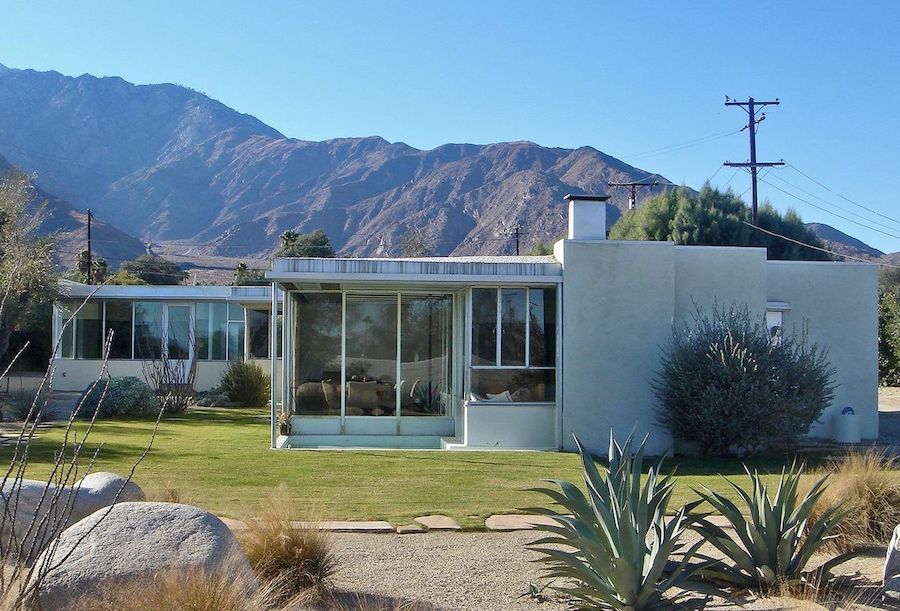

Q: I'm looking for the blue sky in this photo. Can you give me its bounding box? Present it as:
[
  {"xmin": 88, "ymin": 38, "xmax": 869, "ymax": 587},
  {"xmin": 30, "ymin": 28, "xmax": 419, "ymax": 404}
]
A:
[{"xmin": 2, "ymin": 1, "xmax": 899, "ymax": 252}]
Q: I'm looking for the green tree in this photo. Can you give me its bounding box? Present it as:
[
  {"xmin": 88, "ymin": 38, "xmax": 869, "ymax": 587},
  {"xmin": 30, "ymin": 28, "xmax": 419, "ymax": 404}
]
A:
[
  {"xmin": 879, "ymin": 293, "xmax": 900, "ymax": 386},
  {"xmin": 527, "ymin": 239, "xmax": 554, "ymax": 255},
  {"xmin": 274, "ymin": 229, "xmax": 336, "ymax": 258},
  {"xmin": 233, "ymin": 261, "xmax": 268, "ymax": 286},
  {"xmin": 119, "ymin": 254, "xmax": 187, "ymax": 285},
  {"xmin": 400, "ymin": 226, "xmax": 433, "ymax": 257},
  {"xmin": 107, "ymin": 270, "xmax": 147, "ymax": 285},
  {"xmin": 0, "ymin": 169, "xmax": 58, "ymax": 363},
  {"xmin": 609, "ymin": 184, "xmax": 831, "ymax": 261},
  {"xmin": 67, "ymin": 249, "xmax": 109, "ymax": 284}
]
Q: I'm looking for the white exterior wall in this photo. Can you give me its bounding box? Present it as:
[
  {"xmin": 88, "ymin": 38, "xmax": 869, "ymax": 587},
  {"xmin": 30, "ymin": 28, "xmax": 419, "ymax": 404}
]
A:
[
  {"xmin": 52, "ymin": 359, "xmax": 232, "ymax": 392},
  {"xmin": 674, "ymin": 246, "xmax": 768, "ymax": 323},
  {"xmin": 766, "ymin": 261, "xmax": 879, "ymax": 440},
  {"xmin": 555, "ymin": 239, "xmax": 675, "ymax": 456},
  {"xmin": 464, "ymin": 404, "xmax": 556, "ymax": 449}
]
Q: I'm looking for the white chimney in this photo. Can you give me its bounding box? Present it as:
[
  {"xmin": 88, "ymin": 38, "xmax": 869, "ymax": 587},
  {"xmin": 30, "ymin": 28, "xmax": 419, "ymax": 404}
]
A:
[{"xmin": 565, "ymin": 194, "xmax": 611, "ymax": 240}]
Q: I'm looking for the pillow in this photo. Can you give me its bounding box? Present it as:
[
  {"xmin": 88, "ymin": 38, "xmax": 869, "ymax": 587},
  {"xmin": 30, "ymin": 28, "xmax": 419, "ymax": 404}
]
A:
[{"xmin": 486, "ymin": 390, "xmax": 513, "ymax": 402}]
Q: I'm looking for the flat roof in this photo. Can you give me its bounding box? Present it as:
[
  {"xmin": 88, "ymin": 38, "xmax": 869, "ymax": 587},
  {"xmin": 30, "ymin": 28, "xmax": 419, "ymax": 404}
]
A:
[
  {"xmin": 58, "ymin": 280, "xmax": 279, "ymax": 304},
  {"xmin": 267, "ymin": 256, "xmax": 563, "ymax": 289}
]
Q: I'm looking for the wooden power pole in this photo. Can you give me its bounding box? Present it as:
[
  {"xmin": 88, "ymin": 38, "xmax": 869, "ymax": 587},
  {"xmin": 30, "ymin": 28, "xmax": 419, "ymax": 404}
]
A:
[
  {"xmin": 724, "ymin": 96, "xmax": 784, "ymax": 224},
  {"xmin": 607, "ymin": 180, "xmax": 659, "ymax": 210}
]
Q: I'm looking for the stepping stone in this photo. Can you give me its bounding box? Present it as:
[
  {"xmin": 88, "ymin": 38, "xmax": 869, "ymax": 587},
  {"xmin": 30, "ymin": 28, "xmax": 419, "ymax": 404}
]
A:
[
  {"xmin": 289, "ymin": 520, "xmax": 394, "ymax": 533},
  {"xmin": 414, "ymin": 515, "xmax": 461, "ymax": 531},
  {"xmin": 396, "ymin": 523, "xmax": 426, "ymax": 534},
  {"xmin": 484, "ymin": 514, "xmax": 558, "ymax": 531}
]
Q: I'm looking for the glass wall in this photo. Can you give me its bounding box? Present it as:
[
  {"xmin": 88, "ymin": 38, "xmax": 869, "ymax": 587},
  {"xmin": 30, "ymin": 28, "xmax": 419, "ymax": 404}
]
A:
[
  {"xmin": 134, "ymin": 302, "xmax": 164, "ymax": 359},
  {"xmin": 294, "ymin": 293, "xmax": 343, "ymax": 416},
  {"xmin": 105, "ymin": 302, "xmax": 133, "ymax": 359},
  {"xmin": 55, "ymin": 299, "xmax": 252, "ymax": 361},
  {"xmin": 292, "ymin": 291, "xmax": 454, "ymax": 418},
  {"xmin": 345, "ymin": 295, "xmax": 397, "ymax": 416},
  {"xmin": 74, "ymin": 303, "xmax": 102, "ymax": 359},
  {"xmin": 400, "ymin": 295, "xmax": 452, "ymax": 416},
  {"xmin": 469, "ymin": 286, "xmax": 557, "ymax": 402},
  {"xmin": 247, "ymin": 309, "xmax": 282, "ymax": 359}
]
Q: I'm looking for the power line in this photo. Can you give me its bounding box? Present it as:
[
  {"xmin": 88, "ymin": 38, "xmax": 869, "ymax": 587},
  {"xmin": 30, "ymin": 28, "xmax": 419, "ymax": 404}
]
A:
[
  {"xmin": 786, "ymin": 162, "xmax": 900, "ymax": 228},
  {"xmin": 622, "ymin": 129, "xmax": 743, "ymax": 162},
  {"xmin": 724, "ymin": 96, "xmax": 784, "ymax": 223},
  {"xmin": 743, "ymin": 221, "xmax": 900, "ymax": 268},
  {"xmin": 767, "ymin": 170, "xmax": 900, "ymax": 230},
  {"xmin": 607, "ymin": 179, "xmax": 659, "ymax": 210},
  {"xmin": 759, "ymin": 178, "xmax": 900, "ymax": 241}
]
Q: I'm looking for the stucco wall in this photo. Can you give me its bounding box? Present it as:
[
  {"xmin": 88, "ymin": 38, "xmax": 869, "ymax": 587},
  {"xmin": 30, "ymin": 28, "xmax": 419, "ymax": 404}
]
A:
[
  {"xmin": 766, "ymin": 261, "xmax": 879, "ymax": 440},
  {"xmin": 556, "ymin": 240, "xmax": 675, "ymax": 456},
  {"xmin": 674, "ymin": 246, "xmax": 768, "ymax": 323},
  {"xmin": 53, "ymin": 359, "xmax": 234, "ymax": 393}
]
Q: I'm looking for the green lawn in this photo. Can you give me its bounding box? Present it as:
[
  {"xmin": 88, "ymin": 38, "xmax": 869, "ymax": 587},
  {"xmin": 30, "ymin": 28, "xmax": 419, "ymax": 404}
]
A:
[{"xmin": 5, "ymin": 408, "xmax": 823, "ymax": 529}]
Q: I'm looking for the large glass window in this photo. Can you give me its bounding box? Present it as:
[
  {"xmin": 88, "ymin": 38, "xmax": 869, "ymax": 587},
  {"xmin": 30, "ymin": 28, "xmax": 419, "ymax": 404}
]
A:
[
  {"xmin": 470, "ymin": 286, "xmax": 557, "ymax": 403},
  {"xmin": 56, "ymin": 303, "xmax": 75, "ymax": 359},
  {"xmin": 134, "ymin": 302, "xmax": 164, "ymax": 359},
  {"xmin": 105, "ymin": 301, "xmax": 133, "ymax": 359},
  {"xmin": 166, "ymin": 305, "xmax": 191, "ymax": 359},
  {"xmin": 294, "ymin": 293, "xmax": 343, "ymax": 416},
  {"xmin": 74, "ymin": 302, "xmax": 102, "ymax": 359},
  {"xmin": 346, "ymin": 295, "xmax": 397, "ymax": 416},
  {"xmin": 400, "ymin": 295, "xmax": 452, "ymax": 416},
  {"xmin": 195, "ymin": 302, "xmax": 244, "ymax": 360},
  {"xmin": 247, "ymin": 309, "xmax": 281, "ymax": 359},
  {"xmin": 471, "ymin": 288, "xmax": 497, "ymax": 366},
  {"xmin": 227, "ymin": 303, "xmax": 245, "ymax": 361}
]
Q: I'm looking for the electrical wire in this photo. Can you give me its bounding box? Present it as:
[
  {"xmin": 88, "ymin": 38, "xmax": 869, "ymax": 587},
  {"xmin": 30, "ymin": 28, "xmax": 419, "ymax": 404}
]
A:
[
  {"xmin": 743, "ymin": 221, "xmax": 900, "ymax": 268},
  {"xmin": 759, "ymin": 178, "xmax": 900, "ymax": 241},
  {"xmin": 622, "ymin": 129, "xmax": 743, "ymax": 162},
  {"xmin": 787, "ymin": 162, "xmax": 900, "ymax": 228}
]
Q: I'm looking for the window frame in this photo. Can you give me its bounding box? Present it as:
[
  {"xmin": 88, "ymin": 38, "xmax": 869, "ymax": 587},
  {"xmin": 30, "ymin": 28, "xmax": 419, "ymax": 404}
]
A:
[{"xmin": 468, "ymin": 286, "xmax": 556, "ymax": 371}]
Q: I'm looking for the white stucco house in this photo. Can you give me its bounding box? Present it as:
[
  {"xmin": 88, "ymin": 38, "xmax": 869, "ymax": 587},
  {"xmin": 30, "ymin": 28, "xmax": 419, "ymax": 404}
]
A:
[{"xmin": 53, "ymin": 195, "xmax": 878, "ymax": 454}]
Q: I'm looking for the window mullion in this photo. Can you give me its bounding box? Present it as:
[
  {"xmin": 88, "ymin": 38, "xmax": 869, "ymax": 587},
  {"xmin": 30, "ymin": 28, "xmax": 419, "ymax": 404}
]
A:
[
  {"xmin": 495, "ymin": 289, "xmax": 501, "ymax": 366},
  {"xmin": 525, "ymin": 288, "xmax": 530, "ymax": 368}
]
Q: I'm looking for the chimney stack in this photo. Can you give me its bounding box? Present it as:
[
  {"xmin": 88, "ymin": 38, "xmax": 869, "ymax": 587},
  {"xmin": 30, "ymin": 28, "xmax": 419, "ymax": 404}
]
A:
[{"xmin": 565, "ymin": 194, "xmax": 611, "ymax": 240}]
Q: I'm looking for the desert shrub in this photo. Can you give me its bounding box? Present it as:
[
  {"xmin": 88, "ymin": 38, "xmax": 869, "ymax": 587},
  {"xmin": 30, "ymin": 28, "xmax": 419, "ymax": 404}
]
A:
[
  {"xmin": 78, "ymin": 376, "xmax": 159, "ymax": 418},
  {"xmin": 655, "ymin": 304, "xmax": 835, "ymax": 457},
  {"xmin": 67, "ymin": 568, "xmax": 280, "ymax": 611},
  {"xmin": 219, "ymin": 362, "xmax": 270, "ymax": 407},
  {"xmin": 691, "ymin": 464, "xmax": 857, "ymax": 592},
  {"xmin": 0, "ymin": 391, "xmax": 43, "ymax": 421},
  {"xmin": 194, "ymin": 389, "xmax": 238, "ymax": 408},
  {"xmin": 529, "ymin": 433, "xmax": 707, "ymax": 610},
  {"xmin": 238, "ymin": 486, "xmax": 336, "ymax": 599},
  {"xmin": 810, "ymin": 448, "xmax": 900, "ymax": 552}
]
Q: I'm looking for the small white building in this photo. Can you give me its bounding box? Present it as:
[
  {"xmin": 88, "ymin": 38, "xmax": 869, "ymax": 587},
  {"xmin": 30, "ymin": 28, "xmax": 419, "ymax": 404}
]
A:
[{"xmin": 52, "ymin": 195, "xmax": 879, "ymax": 454}]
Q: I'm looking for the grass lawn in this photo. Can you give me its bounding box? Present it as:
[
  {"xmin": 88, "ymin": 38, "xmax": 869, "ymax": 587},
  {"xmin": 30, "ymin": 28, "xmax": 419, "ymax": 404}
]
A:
[{"xmin": 5, "ymin": 407, "xmax": 835, "ymax": 529}]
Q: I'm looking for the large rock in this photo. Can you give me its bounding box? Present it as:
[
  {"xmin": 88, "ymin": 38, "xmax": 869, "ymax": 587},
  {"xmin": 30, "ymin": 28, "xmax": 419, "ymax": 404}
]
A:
[
  {"xmin": 32, "ymin": 502, "xmax": 255, "ymax": 610},
  {"xmin": 885, "ymin": 524, "xmax": 900, "ymax": 599},
  {"xmin": 1, "ymin": 472, "xmax": 144, "ymax": 556}
]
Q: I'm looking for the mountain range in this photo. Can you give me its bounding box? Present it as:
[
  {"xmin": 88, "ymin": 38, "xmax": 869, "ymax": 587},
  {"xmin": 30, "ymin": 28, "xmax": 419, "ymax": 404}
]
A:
[{"xmin": 0, "ymin": 62, "xmax": 890, "ymax": 265}]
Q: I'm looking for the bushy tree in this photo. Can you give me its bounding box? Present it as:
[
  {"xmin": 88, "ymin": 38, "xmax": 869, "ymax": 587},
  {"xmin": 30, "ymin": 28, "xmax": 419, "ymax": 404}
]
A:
[
  {"xmin": 654, "ymin": 304, "xmax": 835, "ymax": 457},
  {"xmin": 609, "ymin": 184, "xmax": 831, "ymax": 261},
  {"xmin": 527, "ymin": 239, "xmax": 554, "ymax": 255},
  {"xmin": 274, "ymin": 229, "xmax": 336, "ymax": 258},
  {"xmin": 0, "ymin": 169, "xmax": 57, "ymax": 363},
  {"xmin": 66, "ymin": 249, "xmax": 108, "ymax": 284},
  {"xmin": 400, "ymin": 226, "xmax": 433, "ymax": 257},
  {"xmin": 233, "ymin": 261, "xmax": 268, "ymax": 286},
  {"xmin": 107, "ymin": 270, "xmax": 147, "ymax": 285},
  {"xmin": 879, "ymin": 293, "xmax": 900, "ymax": 386},
  {"xmin": 120, "ymin": 254, "xmax": 187, "ymax": 285}
]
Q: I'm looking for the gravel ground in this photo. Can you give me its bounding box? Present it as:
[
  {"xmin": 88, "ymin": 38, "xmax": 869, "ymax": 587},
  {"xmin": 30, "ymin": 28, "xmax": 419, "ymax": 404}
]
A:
[{"xmin": 328, "ymin": 531, "xmax": 889, "ymax": 611}]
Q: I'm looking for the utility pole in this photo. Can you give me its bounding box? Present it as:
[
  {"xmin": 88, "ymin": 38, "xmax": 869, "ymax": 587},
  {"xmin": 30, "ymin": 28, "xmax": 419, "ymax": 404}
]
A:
[
  {"xmin": 86, "ymin": 209, "xmax": 93, "ymax": 284},
  {"xmin": 513, "ymin": 227, "xmax": 520, "ymax": 256},
  {"xmin": 724, "ymin": 96, "xmax": 784, "ymax": 224},
  {"xmin": 607, "ymin": 180, "xmax": 660, "ymax": 210}
]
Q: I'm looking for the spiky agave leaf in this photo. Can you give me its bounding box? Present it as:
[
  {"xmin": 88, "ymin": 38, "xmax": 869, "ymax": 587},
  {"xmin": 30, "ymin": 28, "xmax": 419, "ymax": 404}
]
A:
[
  {"xmin": 529, "ymin": 432, "xmax": 709, "ymax": 610},
  {"xmin": 690, "ymin": 463, "xmax": 860, "ymax": 591}
]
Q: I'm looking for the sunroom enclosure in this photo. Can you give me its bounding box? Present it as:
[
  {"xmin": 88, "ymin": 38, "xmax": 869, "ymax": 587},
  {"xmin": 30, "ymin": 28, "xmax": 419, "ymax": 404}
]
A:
[{"xmin": 270, "ymin": 255, "xmax": 564, "ymax": 449}]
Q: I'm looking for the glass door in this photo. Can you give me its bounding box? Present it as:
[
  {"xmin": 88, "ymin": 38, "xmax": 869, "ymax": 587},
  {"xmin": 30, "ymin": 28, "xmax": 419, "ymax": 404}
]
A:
[{"xmin": 345, "ymin": 294, "xmax": 397, "ymax": 417}]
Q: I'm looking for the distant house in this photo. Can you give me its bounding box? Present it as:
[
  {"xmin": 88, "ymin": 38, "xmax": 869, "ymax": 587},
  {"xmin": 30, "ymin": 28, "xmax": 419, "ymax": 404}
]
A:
[{"xmin": 54, "ymin": 195, "xmax": 878, "ymax": 453}]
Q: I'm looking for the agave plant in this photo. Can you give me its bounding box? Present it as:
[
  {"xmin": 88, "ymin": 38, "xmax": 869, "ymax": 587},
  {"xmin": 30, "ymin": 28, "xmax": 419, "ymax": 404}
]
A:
[
  {"xmin": 690, "ymin": 464, "xmax": 858, "ymax": 591},
  {"xmin": 529, "ymin": 433, "xmax": 709, "ymax": 610}
]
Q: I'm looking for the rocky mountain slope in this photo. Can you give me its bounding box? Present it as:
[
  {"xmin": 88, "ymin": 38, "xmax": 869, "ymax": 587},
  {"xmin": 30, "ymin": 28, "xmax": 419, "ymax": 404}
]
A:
[
  {"xmin": 806, "ymin": 222, "xmax": 886, "ymax": 260},
  {"xmin": 0, "ymin": 63, "xmax": 672, "ymax": 257},
  {"xmin": 0, "ymin": 153, "xmax": 146, "ymax": 267}
]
